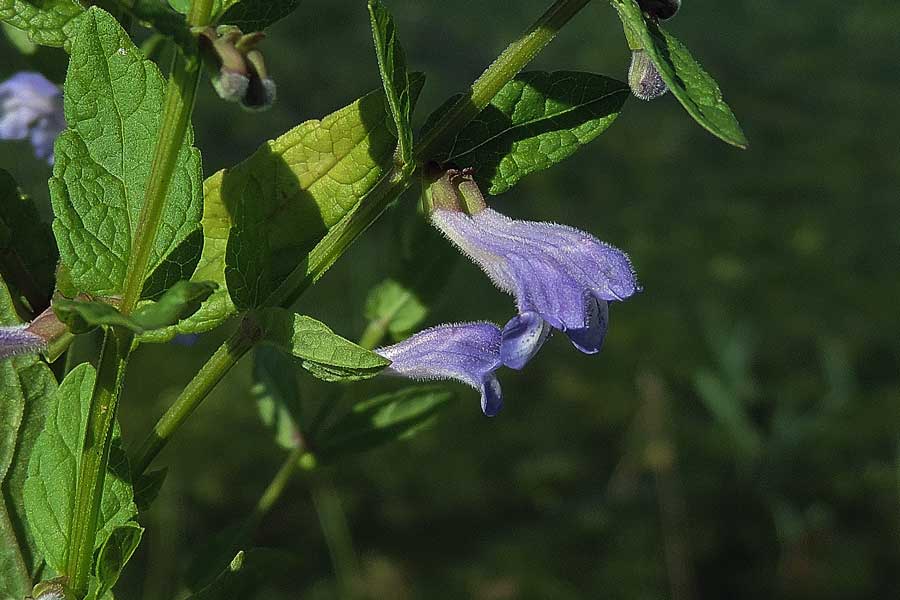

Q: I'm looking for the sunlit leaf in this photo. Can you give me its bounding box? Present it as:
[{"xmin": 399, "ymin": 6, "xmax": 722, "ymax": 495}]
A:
[
  {"xmin": 0, "ymin": 0, "xmax": 84, "ymax": 50},
  {"xmin": 368, "ymin": 0, "xmax": 413, "ymax": 163}
]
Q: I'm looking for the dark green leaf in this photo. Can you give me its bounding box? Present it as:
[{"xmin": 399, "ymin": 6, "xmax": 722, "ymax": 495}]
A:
[
  {"xmin": 133, "ymin": 468, "xmax": 167, "ymax": 512},
  {"xmin": 427, "ymin": 71, "xmax": 628, "ymax": 195},
  {"xmin": 368, "ymin": 0, "xmax": 412, "ymax": 164},
  {"xmin": 0, "ymin": 278, "xmax": 57, "ymax": 600},
  {"xmin": 223, "ymin": 74, "xmax": 424, "ymax": 309},
  {"xmin": 88, "ymin": 522, "xmax": 143, "ymax": 600},
  {"xmin": 218, "ymin": 0, "xmax": 302, "ymax": 31},
  {"xmin": 253, "ymin": 346, "xmax": 303, "ymax": 450},
  {"xmin": 258, "ymin": 308, "xmax": 390, "ymax": 382},
  {"xmin": 53, "ymin": 281, "xmax": 216, "ymax": 334},
  {"xmin": 317, "ymin": 385, "xmax": 453, "ymax": 459},
  {"xmin": 0, "ymin": 169, "xmax": 57, "ymax": 313},
  {"xmin": 0, "ymin": 0, "xmax": 84, "ymax": 50},
  {"xmin": 610, "ymin": 0, "xmax": 748, "ymax": 148},
  {"xmin": 23, "ymin": 363, "xmax": 136, "ymax": 574},
  {"xmin": 50, "ymin": 8, "xmax": 203, "ymax": 297}
]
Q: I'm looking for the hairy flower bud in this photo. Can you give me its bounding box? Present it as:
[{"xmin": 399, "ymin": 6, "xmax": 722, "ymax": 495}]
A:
[
  {"xmin": 241, "ymin": 49, "xmax": 277, "ymax": 112},
  {"xmin": 637, "ymin": 0, "xmax": 681, "ymax": 21},
  {"xmin": 628, "ymin": 50, "xmax": 668, "ymax": 101},
  {"xmin": 198, "ymin": 27, "xmax": 249, "ymax": 103}
]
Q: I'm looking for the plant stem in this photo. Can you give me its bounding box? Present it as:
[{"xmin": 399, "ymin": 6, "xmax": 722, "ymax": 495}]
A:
[
  {"xmin": 414, "ymin": 0, "xmax": 592, "ymax": 162},
  {"xmin": 119, "ymin": 0, "xmax": 214, "ymax": 315},
  {"xmin": 253, "ymin": 446, "xmax": 305, "ymax": 523},
  {"xmin": 133, "ymin": 0, "xmax": 593, "ymax": 475},
  {"xmin": 132, "ymin": 323, "xmax": 259, "ymax": 476},
  {"xmin": 65, "ymin": 330, "xmax": 132, "ymax": 596}
]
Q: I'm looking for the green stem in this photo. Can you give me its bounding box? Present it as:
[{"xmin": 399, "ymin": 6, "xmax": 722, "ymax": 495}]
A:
[
  {"xmin": 131, "ymin": 323, "xmax": 259, "ymax": 476},
  {"xmin": 312, "ymin": 478, "xmax": 360, "ymax": 597},
  {"xmin": 132, "ymin": 0, "xmax": 592, "ymax": 476},
  {"xmin": 65, "ymin": 330, "xmax": 132, "ymax": 596},
  {"xmin": 414, "ymin": 0, "xmax": 591, "ymax": 162},
  {"xmin": 119, "ymin": 0, "xmax": 214, "ymax": 315},
  {"xmin": 252, "ymin": 446, "xmax": 305, "ymax": 523}
]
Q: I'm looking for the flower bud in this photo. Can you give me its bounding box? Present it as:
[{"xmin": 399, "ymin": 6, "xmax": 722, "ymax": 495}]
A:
[
  {"xmin": 637, "ymin": 0, "xmax": 681, "ymax": 21},
  {"xmin": 628, "ymin": 50, "xmax": 668, "ymax": 101},
  {"xmin": 198, "ymin": 27, "xmax": 249, "ymax": 103},
  {"xmin": 240, "ymin": 49, "xmax": 277, "ymax": 112}
]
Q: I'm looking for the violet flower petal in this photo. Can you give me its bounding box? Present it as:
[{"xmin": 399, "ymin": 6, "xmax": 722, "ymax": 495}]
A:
[
  {"xmin": 376, "ymin": 321, "xmax": 504, "ymax": 416},
  {"xmin": 0, "ymin": 72, "xmax": 65, "ymax": 164},
  {"xmin": 0, "ymin": 325, "xmax": 47, "ymax": 361},
  {"xmin": 500, "ymin": 311, "xmax": 551, "ymax": 370}
]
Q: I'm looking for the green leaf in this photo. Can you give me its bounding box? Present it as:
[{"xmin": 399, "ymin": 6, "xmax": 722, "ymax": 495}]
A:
[
  {"xmin": 223, "ymin": 74, "xmax": 424, "ymax": 310},
  {"xmin": 258, "ymin": 308, "xmax": 390, "ymax": 382},
  {"xmin": 2, "ymin": 22, "xmax": 38, "ymax": 54},
  {"xmin": 368, "ymin": 0, "xmax": 412, "ymax": 164},
  {"xmin": 87, "ymin": 522, "xmax": 143, "ymax": 600},
  {"xmin": 0, "ymin": 169, "xmax": 57, "ymax": 313},
  {"xmin": 610, "ymin": 0, "xmax": 748, "ymax": 148},
  {"xmin": 23, "ymin": 363, "xmax": 137, "ymax": 574},
  {"xmin": 0, "ymin": 278, "xmax": 57, "ymax": 600},
  {"xmin": 133, "ymin": 468, "xmax": 167, "ymax": 512},
  {"xmin": 53, "ymin": 281, "xmax": 216, "ymax": 334},
  {"xmin": 317, "ymin": 385, "xmax": 453, "ymax": 459},
  {"xmin": 364, "ymin": 278, "xmax": 428, "ymax": 342},
  {"xmin": 427, "ymin": 71, "xmax": 628, "ymax": 195},
  {"xmin": 50, "ymin": 8, "xmax": 203, "ymax": 298},
  {"xmin": 166, "ymin": 0, "xmax": 192, "ymax": 14},
  {"xmin": 218, "ymin": 0, "xmax": 302, "ymax": 31},
  {"xmin": 253, "ymin": 346, "xmax": 303, "ymax": 450},
  {"xmin": 0, "ymin": 0, "xmax": 84, "ymax": 50}
]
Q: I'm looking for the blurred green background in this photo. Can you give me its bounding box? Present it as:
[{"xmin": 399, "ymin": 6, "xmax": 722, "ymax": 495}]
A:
[{"xmin": 2, "ymin": 0, "xmax": 900, "ymax": 598}]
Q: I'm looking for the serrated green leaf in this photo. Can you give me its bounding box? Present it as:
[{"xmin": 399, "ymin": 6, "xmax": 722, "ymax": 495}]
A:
[
  {"xmin": 368, "ymin": 0, "xmax": 412, "ymax": 164},
  {"xmin": 317, "ymin": 385, "xmax": 452, "ymax": 459},
  {"xmin": 0, "ymin": 278, "xmax": 57, "ymax": 600},
  {"xmin": 23, "ymin": 363, "xmax": 137, "ymax": 573},
  {"xmin": 50, "ymin": 8, "xmax": 203, "ymax": 298},
  {"xmin": 258, "ymin": 308, "xmax": 389, "ymax": 382},
  {"xmin": 253, "ymin": 346, "xmax": 303, "ymax": 450},
  {"xmin": 223, "ymin": 74, "xmax": 424, "ymax": 310},
  {"xmin": 0, "ymin": 0, "xmax": 84, "ymax": 50},
  {"xmin": 53, "ymin": 281, "xmax": 216, "ymax": 334},
  {"xmin": 218, "ymin": 0, "xmax": 302, "ymax": 31},
  {"xmin": 427, "ymin": 71, "xmax": 628, "ymax": 195},
  {"xmin": 0, "ymin": 169, "xmax": 57, "ymax": 314},
  {"xmin": 364, "ymin": 278, "xmax": 428, "ymax": 342},
  {"xmin": 86, "ymin": 522, "xmax": 142, "ymax": 600},
  {"xmin": 610, "ymin": 0, "xmax": 747, "ymax": 148}
]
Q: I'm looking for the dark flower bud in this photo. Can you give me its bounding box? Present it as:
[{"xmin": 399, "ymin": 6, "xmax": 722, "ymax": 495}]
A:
[
  {"xmin": 637, "ymin": 0, "xmax": 681, "ymax": 21},
  {"xmin": 628, "ymin": 50, "xmax": 668, "ymax": 101},
  {"xmin": 198, "ymin": 27, "xmax": 249, "ymax": 103},
  {"xmin": 240, "ymin": 49, "xmax": 277, "ymax": 112}
]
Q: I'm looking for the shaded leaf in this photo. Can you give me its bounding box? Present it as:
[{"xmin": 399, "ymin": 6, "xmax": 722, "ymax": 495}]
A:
[
  {"xmin": 258, "ymin": 308, "xmax": 390, "ymax": 382},
  {"xmin": 218, "ymin": 0, "xmax": 302, "ymax": 31},
  {"xmin": 426, "ymin": 71, "xmax": 628, "ymax": 195},
  {"xmin": 317, "ymin": 385, "xmax": 452, "ymax": 459},
  {"xmin": 23, "ymin": 363, "xmax": 137, "ymax": 573},
  {"xmin": 610, "ymin": 0, "xmax": 748, "ymax": 148},
  {"xmin": 364, "ymin": 278, "xmax": 428, "ymax": 342},
  {"xmin": 88, "ymin": 522, "xmax": 143, "ymax": 600},
  {"xmin": 133, "ymin": 468, "xmax": 167, "ymax": 512},
  {"xmin": 50, "ymin": 8, "xmax": 203, "ymax": 297},
  {"xmin": 253, "ymin": 346, "xmax": 303, "ymax": 450},
  {"xmin": 0, "ymin": 0, "xmax": 84, "ymax": 50},
  {"xmin": 368, "ymin": 0, "xmax": 412, "ymax": 163}
]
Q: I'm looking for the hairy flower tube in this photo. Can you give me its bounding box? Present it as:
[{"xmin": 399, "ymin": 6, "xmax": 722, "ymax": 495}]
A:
[
  {"xmin": 0, "ymin": 324, "xmax": 47, "ymax": 361},
  {"xmin": 0, "ymin": 72, "xmax": 65, "ymax": 163},
  {"xmin": 427, "ymin": 170, "xmax": 640, "ymax": 370},
  {"xmin": 376, "ymin": 322, "xmax": 505, "ymax": 416}
]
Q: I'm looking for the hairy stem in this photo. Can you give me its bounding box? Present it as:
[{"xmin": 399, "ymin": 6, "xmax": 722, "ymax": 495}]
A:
[{"xmin": 133, "ymin": 0, "xmax": 592, "ymax": 476}]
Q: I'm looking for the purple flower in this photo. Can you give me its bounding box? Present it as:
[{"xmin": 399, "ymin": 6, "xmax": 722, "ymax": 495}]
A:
[
  {"xmin": 431, "ymin": 202, "xmax": 639, "ymax": 370},
  {"xmin": 376, "ymin": 322, "xmax": 504, "ymax": 416},
  {"xmin": 0, "ymin": 72, "xmax": 65, "ymax": 164},
  {"xmin": 0, "ymin": 324, "xmax": 47, "ymax": 361}
]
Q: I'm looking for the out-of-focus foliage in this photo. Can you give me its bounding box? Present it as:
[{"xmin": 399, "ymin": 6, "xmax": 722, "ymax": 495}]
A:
[{"xmin": 1, "ymin": 0, "xmax": 898, "ymax": 598}]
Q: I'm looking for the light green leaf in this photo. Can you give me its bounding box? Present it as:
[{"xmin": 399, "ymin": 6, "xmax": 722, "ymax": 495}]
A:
[
  {"xmin": 427, "ymin": 71, "xmax": 628, "ymax": 195},
  {"xmin": 317, "ymin": 385, "xmax": 453, "ymax": 459},
  {"xmin": 23, "ymin": 363, "xmax": 137, "ymax": 574},
  {"xmin": 87, "ymin": 522, "xmax": 143, "ymax": 600},
  {"xmin": 364, "ymin": 278, "xmax": 428, "ymax": 342},
  {"xmin": 53, "ymin": 281, "xmax": 216, "ymax": 334},
  {"xmin": 0, "ymin": 169, "xmax": 57, "ymax": 313},
  {"xmin": 218, "ymin": 0, "xmax": 302, "ymax": 31},
  {"xmin": 253, "ymin": 346, "xmax": 303, "ymax": 450},
  {"xmin": 0, "ymin": 278, "xmax": 57, "ymax": 600},
  {"xmin": 0, "ymin": 0, "xmax": 84, "ymax": 50},
  {"xmin": 166, "ymin": 0, "xmax": 192, "ymax": 14},
  {"xmin": 368, "ymin": 0, "xmax": 412, "ymax": 164},
  {"xmin": 610, "ymin": 0, "xmax": 748, "ymax": 148},
  {"xmin": 2, "ymin": 22, "xmax": 38, "ymax": 54},
  {"xmin": 50, "ymin": 8, "xmax": 203, "ymax": 298},
  {"xmin": 258, "ymin": 308, "xmax": 390, "ymax": 382},
  {"xmin": 224, "ymin": 74, "xmax": 424, "ymax": 309}
]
